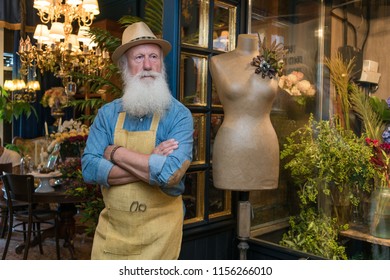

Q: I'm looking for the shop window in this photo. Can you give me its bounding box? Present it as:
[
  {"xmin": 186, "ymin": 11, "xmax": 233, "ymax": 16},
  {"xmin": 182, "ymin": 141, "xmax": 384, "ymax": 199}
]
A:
[
  {"xmin": 249, "ymin": 0, "xmax": 323, "ymax": 232},
  {"xmin": 180, "ymin": 0, "xmax": 238, "ymax": 224}
]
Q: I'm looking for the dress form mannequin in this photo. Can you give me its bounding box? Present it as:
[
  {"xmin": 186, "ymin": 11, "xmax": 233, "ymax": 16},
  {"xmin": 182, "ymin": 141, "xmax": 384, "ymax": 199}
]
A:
[{"xmin": 209, "ymin": 34, "xmax": 279, "ymax": 191}]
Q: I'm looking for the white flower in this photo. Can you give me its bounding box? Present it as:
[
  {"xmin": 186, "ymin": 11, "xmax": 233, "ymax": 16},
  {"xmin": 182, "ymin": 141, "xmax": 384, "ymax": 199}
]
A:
[
  {"xmin": 297, "ymin": 80, "xmax": 316, "ymax": 96},
  {"xmin": 278, "ymin": 71, "xmax": 316, "ymax": 98}
]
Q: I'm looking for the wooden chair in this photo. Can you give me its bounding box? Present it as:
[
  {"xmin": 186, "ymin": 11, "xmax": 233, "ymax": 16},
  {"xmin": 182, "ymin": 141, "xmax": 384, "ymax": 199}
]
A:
[
  {"xmin": 0, "ymin": 163, "xmax": 13, "ymax": 237},
  {"xmin": 1, "ymin": 173, "xmax": 61, "ymax": 259}
]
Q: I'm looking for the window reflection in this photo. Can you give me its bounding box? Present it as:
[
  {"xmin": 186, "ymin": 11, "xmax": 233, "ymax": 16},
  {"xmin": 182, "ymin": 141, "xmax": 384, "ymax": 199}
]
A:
[
  {"xmin": 183, "ymin": 171, "xmax": 205, "ymax": 222},
  {"xmin": 180, "ymin": 53, "xmax": 208, "ymax": 106},
  {"xmin": 181, "ymin": 0, "xmax": 209, "ymax": 47},
  {"xmin": 212, "ymin": 1, "xmax": 236, "ymax": 52},
  {"xmin": 249, "ymin": 0, "xmax": 322, "ymax": 228}
]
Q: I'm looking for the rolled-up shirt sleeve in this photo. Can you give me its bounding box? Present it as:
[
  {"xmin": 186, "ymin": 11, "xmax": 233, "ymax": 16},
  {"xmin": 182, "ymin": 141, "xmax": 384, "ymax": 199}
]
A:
[
  {"xmin": 82, "ymin": 101, "xmax": 117, "ymax": 187},
  {"xmin": 149, "ymin": 154, "xmax": 166, "ymax": 185},
  {"xmin": 149, "ymin": 100, "xmax": 193, "ymax": 196}
]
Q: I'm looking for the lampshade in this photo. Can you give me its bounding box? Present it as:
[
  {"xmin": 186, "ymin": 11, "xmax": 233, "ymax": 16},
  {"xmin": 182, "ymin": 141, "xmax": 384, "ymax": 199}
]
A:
[
  {"xmin": 49, "ymin": 22, "xmax": 65, "ymax": 40},
  {"xmin": 33, "ymin": 24, "xmax": 50, "ymax": 42},
  {"xmin": 3, "ymin": 80, "xmax": 13, "ymax": 91},
  {"xmin": 33, "ymin": 0, "xmax": 52, "ymax": 9},
  {"xmin": 83, "ymin": 0, "xmax": 100, "ymax": 14},
  {"xmin": 77, "ymin": 26, "xmax": 92, "ymax": 45},
  {"xmin": 27, "ymin": 81, "xmax": 41, "ymax": 91},
  {"xmin": 42, "ymin": 36, "xmax": 54, "ymax": 46},
  {"xmin": 66, "ymin": 0, "xmax": 82, "ymax": 5},
  {"xmin": 13, "ymin": 79, "xmax": 26, "ymax": 91}
]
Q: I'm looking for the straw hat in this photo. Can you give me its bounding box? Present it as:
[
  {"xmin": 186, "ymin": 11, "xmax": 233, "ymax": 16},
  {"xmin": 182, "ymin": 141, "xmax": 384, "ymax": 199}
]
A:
[{"xmin": 111, "ymin": 21, "xmax": 172, "ymax": 64}]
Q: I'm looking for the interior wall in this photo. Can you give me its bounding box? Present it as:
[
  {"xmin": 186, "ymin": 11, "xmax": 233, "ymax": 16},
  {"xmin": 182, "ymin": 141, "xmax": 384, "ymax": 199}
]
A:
[
  {"xmin": 330, "ymin": 2, "xmax": 389, "ymax": 101},
  {"xmin": 365, "ymin": 15, "xmax": 390, "ymax": 99}
]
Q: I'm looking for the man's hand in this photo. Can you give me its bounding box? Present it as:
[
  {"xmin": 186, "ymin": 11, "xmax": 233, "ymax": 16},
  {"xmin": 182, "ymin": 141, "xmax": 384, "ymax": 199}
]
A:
[{"xmin": 152, "ymin": 139, "xmax": 178, "ymax": 156}]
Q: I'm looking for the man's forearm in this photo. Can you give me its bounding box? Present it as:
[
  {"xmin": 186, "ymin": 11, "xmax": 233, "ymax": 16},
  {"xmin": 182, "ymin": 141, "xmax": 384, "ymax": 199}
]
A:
[
  {"xmin": 113, "ymin": 148, "xmax": 150, "ymax": 183},
  {"xmin": 107, "ymin": 164, "xmax": 141, "ymax": 185},
  {"xmin": 105, "ymin": 146, "xmax": 150, "ymax": 184}
]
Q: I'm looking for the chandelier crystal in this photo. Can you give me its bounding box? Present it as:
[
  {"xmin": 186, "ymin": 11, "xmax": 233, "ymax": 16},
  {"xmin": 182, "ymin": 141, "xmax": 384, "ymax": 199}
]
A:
[{"xmin": 18, "ymin": 0, "xmax": 110, "ymax": 95}]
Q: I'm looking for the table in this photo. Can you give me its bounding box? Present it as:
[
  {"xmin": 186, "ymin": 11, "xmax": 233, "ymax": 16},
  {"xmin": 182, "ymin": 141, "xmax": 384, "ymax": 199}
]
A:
[
  {"xmin": 30, "ymin": 171, "xmax": 62, "ymax": 193},
  {"xmin": 340, "ymin": 223, "xmax": 390, "ymax": 247},
  {"xmin": 15, "ymin": 186, "xmax": 85, "ymax": 259}
]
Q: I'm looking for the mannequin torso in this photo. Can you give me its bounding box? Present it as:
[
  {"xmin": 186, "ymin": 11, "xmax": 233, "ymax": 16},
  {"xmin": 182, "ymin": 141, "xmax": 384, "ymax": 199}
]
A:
[{"xmin": 209, "ymin": 34, "xmax": 279, "ymax": 190}]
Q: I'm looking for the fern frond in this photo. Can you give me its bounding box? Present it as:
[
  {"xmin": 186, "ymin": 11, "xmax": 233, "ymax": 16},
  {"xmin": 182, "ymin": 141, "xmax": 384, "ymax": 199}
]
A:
[
  {"xmin": 118, "ymin": 15, "xmax": 143, "ymax": 27},
  {"xmin": 90, "ymin": 28, "xmax": 121, "ymax": 53},
  {"xmin": 349, "ymin": 83, "xmax": 385, "ymax": 140}
]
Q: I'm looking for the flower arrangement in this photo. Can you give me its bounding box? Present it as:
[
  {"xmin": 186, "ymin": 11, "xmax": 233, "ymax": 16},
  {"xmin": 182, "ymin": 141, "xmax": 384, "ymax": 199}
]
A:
[
  {"xmin": 251, "ymin": 38, "xmax": 288, "ymax": 79},
  {"xmin": 365, "ymin": 138, "xmax": 390, "ymax": 189},
  {"xmin": 47, "ymin": 119, "xmax": 89, "ymax": 158},
  {"xmin": 278, "ymin": 71, "xmax": 316, "ymax": 96},
  {"xmin": 41, "ymin": 87, "xmax": 68, "ymax": 108}
]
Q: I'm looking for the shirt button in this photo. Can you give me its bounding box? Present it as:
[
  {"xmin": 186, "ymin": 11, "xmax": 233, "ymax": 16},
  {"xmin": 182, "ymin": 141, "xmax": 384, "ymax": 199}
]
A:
[{"xmin": 139, "ymin": 118, "xmax": 143, "ymax": 122}]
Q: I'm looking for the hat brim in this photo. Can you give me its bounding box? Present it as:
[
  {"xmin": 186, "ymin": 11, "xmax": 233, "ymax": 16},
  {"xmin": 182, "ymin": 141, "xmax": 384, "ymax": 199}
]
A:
[{"xmin": 111, "ymin": 38, "xmax": 172, "ymax": 65}]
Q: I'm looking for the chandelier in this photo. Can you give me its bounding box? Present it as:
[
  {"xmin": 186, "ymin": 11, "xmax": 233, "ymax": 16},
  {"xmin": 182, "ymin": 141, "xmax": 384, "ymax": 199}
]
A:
[
  {"xmin": 3, "ymin": 79, "xmax": 40, "ymax": 103},
  {"xmin": 18, "ymin": 0, "xmax": 110, "ymax": 95}
]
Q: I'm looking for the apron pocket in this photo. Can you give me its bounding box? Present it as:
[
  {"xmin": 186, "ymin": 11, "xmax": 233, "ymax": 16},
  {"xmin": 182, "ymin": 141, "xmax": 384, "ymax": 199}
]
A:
[{"xmin": 103, "ymin": 208, "xmax": 143, "ymax": 256}]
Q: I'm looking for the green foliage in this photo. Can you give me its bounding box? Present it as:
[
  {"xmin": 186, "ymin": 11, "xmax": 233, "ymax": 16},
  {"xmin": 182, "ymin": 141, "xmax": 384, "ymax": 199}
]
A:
[
  {"xmin": 118, "ymin": 0, "xmax": 163, "ymax": 35},
  {"xmin": 368, "ymin": 95, "xmax": 390, "ymax": 122},
  {"xmin": 281, "ymin": 115, "xmax": 376, "ymax": 202},
  {"xmin": 89, "ymin": 28, "xmax": 121, "ymax": 53},
  {"xmin": 349, "ymin": 83, "xmax": 385, "ymax": 141},
  {"xmin": 0, "ymin": 86, "xmax": 37, "ymax": 123},
  {"xmin": 280, "ymin": 208, "xmax": 348, "ymax": 260},
  {"xmin": 280, "ymin": 115, "xmax": 377, "ymax": 259}
]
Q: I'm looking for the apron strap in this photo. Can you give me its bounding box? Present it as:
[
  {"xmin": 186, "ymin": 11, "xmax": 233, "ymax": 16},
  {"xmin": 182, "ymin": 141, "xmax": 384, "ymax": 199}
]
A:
[
  {"xmin": 115, "ymin": 112, "xmax": 126, "ymax": 133},
  {"xmin": 150, "ymin": 114, "xmax": 160, "ymax": 132}
]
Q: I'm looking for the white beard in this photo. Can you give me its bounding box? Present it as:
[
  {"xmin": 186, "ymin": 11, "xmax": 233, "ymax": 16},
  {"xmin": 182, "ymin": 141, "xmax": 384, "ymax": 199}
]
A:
[{"xmin": 121, "ymin": 69, "xmax": 172, "ymax": 118}]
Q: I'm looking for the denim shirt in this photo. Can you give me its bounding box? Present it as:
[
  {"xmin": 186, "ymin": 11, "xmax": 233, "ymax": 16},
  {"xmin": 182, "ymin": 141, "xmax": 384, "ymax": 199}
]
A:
[{"xmin": 81, "ymin": 97, "xmax": 193, "ymax": 196}]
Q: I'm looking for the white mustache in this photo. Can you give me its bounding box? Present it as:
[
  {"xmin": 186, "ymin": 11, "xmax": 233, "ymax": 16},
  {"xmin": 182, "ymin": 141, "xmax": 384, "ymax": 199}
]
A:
[{"xmin": 135, "ymin": 71, "xmax": 161, "ymax": 79}]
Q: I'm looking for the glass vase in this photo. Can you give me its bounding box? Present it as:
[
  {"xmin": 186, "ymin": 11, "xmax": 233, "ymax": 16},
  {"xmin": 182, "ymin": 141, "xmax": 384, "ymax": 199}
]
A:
[{"xmin": 369, "ymin": 188, "xmax": 390, "ymax": 239}]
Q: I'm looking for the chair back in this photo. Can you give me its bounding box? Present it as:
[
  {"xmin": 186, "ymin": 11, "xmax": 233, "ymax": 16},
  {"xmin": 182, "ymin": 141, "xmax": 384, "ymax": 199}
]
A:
[
  {"xmin": 1, "ymin": 174, "xmax": 35, "ymax": 204},
  {"xmin": 0, "ymin": 162, "xmax": 12, "ymax": 175}
]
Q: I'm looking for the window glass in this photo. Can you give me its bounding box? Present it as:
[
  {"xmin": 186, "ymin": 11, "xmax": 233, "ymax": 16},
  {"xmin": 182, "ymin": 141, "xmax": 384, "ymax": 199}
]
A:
[{"xmin": 249, "ymin": 0, "xmax": 323, "ymax": 229}]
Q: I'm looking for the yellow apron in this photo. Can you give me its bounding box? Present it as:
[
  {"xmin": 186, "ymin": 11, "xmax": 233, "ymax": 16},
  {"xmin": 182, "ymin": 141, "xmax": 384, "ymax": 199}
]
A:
[{"xmin": 91, "ymin": 112, "xmax": 184, "ymax": 260}]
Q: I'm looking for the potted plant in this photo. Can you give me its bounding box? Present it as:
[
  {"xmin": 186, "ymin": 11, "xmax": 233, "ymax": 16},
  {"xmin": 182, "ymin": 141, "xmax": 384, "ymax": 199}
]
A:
[
  {"xmin": 279, "ymin": 115, "xmax": 376, "ymax": 259},
  {"xmin": 281, "ymin": 115, "xmax": 376, "ymax": 215}
]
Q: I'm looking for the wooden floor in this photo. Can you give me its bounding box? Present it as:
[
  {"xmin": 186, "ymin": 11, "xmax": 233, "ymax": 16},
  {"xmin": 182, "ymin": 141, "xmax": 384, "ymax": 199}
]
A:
[{"xmin": 0, "ymin": 218, "xmax": 93, "ymax": 260}]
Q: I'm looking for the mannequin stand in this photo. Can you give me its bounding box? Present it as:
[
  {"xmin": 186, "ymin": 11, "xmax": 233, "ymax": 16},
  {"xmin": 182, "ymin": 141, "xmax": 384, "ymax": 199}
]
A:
[{"xmin": 237, "ymin": 191, "xmax": 251, "ymax": 260}]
